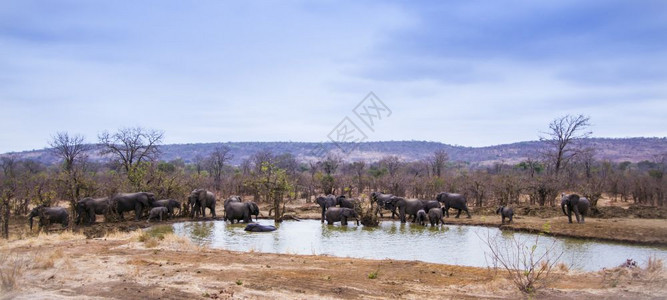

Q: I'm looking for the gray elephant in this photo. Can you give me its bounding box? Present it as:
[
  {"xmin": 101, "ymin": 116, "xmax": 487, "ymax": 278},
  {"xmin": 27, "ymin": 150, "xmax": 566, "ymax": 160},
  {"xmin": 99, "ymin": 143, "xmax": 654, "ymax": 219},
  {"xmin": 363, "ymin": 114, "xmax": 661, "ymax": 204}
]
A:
[
  {"xmin": 336, "ymin": 195, "xmax": 360, "ymax": 210},
  {"xmin": 188, "ymin": 189, "xmax": 216, "ymax": 218},
  {"xmin": 436, "ymin": 192, "xmax": 471, "ymax": 218},
  {"xmin": 561, "ymin": 193, "xmax": 590, "ymax": 223},
  {"xmin": 147, "ymin": 207, "xmax": 169, "ymax": 222},
  {"xmin": 325, "ymin": 207, "xmax": 360, "ymax": 226},
  {"xmin": 371, "ymin": 192, "xmax": 398, "ymax": 219},
  {"xmin": 224, "ymin": 201, "xmax": 259, "ymax": 224},
  {"xmin": 316, "ymin": 194, "xmax": 338, "ymax": 223},
  {"xmin": 151, "ymin": 199, "xmax": 181, "ymax": 218},
  {"xmin": 428, "ymin": 208, "xmax": 444, "ymax": 226},
  {"xmin": 75, "ymin": 197, "xmax": 109, "ymax": 225},
  {"xmin": 110, "ymin": 192, "xmax": 155, "ymax": 221},
  {"xmin": 415, "ymin": 209, "xmax": 427, "ymax": 226},
  {"xmin": 28, "ymin": 205, "xmax": 69, "ymax": 231},
  {"xmin": 496, "ymin": 206, "xmax": 514, "ymax": 224},
  {"xmin": 244, "ymin": 223, "xmax": 277, "ymax": 232},
  {"xmin": 223, "ymin": 196, "xmax": 243, "ymax": 220},
  {"xmin": 419, "ymin": 200, "xmax": 441, "ymax": 214},
  {"xmin": 390, "ymin": 197, "xmax": 425, "ymax": 223}
]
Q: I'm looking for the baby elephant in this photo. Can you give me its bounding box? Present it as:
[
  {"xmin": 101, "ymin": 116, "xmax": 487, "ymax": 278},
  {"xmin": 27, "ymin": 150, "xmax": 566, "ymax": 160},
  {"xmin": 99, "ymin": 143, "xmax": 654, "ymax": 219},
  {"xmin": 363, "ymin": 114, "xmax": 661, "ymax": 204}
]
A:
[
  {"xmin": 147, "ymin": 207, "xmax": 169, "ymax": 223},
  {"xmin": 428, "ymin": 208, "xmax": 444, "ymax": 226},
  {"xmin": 416, "ymin": 209, "xmax": 427, "ymax": 226},
  {"xmin": 496, "ymin": 206, "xmax": 514, "ymax": 224}
]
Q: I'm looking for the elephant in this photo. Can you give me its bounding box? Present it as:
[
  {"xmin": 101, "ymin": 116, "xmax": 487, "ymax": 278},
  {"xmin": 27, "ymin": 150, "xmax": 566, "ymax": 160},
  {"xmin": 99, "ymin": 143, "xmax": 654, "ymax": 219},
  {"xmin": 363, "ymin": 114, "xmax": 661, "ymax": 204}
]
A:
[
  {"xmin": 390, "ymin": 197, "xmax": 425, "ymax": 223},
  {"xmin": 428, "ymin": 208, "xmax": 444, "ymax": 226},
  {"xmin": 325, "ymin": 207, "xmax": 360, "ymax": 226},
  {"xmin": 561, "ymin": 193, "xmax": 590, "ymax": 223},
  {"xmin": 415, "ymin": 209, "xmax": 427, "ymax": 226},
  {"xmin": 28, "ymin": 205, "xmax": 69, "ymax": 231},
  {"xmin": 371, "ymin": 192, "xmax": 398, "ymax": 219},
  {"xmin": 419, "ymin": 200, "xmax": 441, "ymax": 214},
  {"xmin": 336, "ymin": 195, "xmax": 360, "ymax": 210},
  {"xmin": 496, "ymin": 206, "xmax": 514, "ymax": 224},
  {"xmin": 151, "ymin": 199, "xmax": 181, "ymax": 218},
  {"xmin": 223, "ymin": 196, "xmax": 243, "ymax": 220},
  {"xmin": 110, "ymin": 192, "xmax": 155, "ymax": 221},
  {"xmin": 316, "ymin": 194, "xmax": 338, "ymax": 223},
  {"xmin": 147, "ymin": 207, "xmax": 169, "ymax": 222},
  {"xmin": 224, "ymin": 201, "xmax": 259, "ymax": 224},
  {"xmin": 436, "ymin": 192, "xmax": 471, "ymax": 218},
  {"xmin": 188, "ymin": 189, "xmax": 216, "ymax": 218},
  {"xmin": 244, "ymin": 223, "xmax": 277, "ymax": 232},
  {"xmin": 75, "ymin": 197, "xmax": 109, "ymax": 225}
]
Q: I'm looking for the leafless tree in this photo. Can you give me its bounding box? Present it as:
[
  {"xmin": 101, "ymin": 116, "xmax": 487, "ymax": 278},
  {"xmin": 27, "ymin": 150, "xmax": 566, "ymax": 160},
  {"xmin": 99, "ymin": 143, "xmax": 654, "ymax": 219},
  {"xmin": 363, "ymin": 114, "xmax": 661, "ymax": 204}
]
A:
[
  {"xmin": 193, "ymin": 154, "xmax": 205, "ymax": 175},
  {"xmin": 540, "ymin": 114, "xmax": 592, "ymax": 174},
  {"xmin": 98, "ymin": 127, "xmax": 164, "ymax": 173},
  {"xmin": 206, "ymin": 146, "xmax": 232, "ymax": 191},
  {"xmin": 0, "ymin": 154, "xmax": 18, "ymax": 239},
  {"xmin": 352, "ymin": 161, "xmax": 366, "ymax": 194},
  {"xmin": 429, "ymin": 149, "xmax": 449, "ymax": 178},
  {"xmin": 48, "ymin": 132, "xmax": 90, "ymax": 172}
]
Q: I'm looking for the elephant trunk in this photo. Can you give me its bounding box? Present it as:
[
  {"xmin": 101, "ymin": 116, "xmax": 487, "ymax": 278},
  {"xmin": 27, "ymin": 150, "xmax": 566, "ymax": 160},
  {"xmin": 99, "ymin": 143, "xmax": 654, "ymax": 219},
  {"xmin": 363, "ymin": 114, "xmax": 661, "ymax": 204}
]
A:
[{"xmin": 561, "ymin": 201, "xmax": 568, "ymax": 216}]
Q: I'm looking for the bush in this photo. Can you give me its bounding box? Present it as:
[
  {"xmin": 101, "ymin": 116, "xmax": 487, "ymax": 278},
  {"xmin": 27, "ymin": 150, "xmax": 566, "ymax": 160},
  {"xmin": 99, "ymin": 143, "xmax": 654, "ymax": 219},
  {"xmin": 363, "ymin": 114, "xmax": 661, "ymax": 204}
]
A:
[{"xmin": 479, "ymin": 231, "xmax": 563, "ymax": 294}]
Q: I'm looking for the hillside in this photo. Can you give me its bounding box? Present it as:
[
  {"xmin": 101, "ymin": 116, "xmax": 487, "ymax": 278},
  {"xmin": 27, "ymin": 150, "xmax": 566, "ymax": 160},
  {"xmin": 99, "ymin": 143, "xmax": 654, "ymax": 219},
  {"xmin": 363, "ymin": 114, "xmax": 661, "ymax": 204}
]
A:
[{"xmin": 3, "ymin": 137, "xmax": 666, "ymax": 166}]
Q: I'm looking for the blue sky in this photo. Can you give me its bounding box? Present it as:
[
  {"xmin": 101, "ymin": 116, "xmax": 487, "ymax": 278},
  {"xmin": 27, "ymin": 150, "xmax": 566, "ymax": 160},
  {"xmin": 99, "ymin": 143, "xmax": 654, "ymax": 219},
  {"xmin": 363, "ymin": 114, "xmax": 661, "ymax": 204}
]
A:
[{"xmin": 1, "ymin": 0, "xmax": 666, "ymax": 153}]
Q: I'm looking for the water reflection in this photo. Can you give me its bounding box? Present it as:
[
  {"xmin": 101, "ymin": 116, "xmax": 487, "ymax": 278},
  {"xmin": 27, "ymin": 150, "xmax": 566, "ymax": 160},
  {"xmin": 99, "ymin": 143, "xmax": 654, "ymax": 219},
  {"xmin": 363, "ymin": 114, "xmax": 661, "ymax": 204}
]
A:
[{"xmin": 171, "ymin": 219, "xmax": 667, "ymax": 272}]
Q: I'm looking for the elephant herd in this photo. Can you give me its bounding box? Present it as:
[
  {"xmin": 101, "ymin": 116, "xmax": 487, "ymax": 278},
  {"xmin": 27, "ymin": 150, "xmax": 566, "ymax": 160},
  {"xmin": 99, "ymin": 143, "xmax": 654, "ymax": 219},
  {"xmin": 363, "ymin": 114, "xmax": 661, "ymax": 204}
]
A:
[
  {"xmin": 28, "ymin": 189, "xmax": 263, "ymax": 232},
  {"xmin": 27, "ymin": 189, "xmax": 592, "ymax": 232},
  {"xmin": 370, "ymin": 191, "xmax": 471, "ymax": 226}
]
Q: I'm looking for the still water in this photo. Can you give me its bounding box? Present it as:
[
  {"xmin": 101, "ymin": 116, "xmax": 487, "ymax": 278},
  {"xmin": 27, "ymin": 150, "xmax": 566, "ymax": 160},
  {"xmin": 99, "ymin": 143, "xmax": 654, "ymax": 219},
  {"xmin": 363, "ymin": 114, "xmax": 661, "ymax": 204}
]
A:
[{"xmin": 170, "ymin": 219, "xmax": 667, "ymax": 272}]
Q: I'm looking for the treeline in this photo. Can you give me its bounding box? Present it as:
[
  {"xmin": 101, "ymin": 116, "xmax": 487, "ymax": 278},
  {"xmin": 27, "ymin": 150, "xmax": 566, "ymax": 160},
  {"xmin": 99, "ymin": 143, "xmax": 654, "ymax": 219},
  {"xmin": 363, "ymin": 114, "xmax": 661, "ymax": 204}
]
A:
[{"xmin": 1, "ymin": 116, "xmax": 666, "ymax": 238}]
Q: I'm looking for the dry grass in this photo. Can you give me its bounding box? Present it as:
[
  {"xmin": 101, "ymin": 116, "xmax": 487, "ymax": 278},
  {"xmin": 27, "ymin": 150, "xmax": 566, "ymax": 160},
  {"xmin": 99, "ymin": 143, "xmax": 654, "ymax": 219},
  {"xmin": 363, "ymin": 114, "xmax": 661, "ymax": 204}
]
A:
[
  {"xmin": 0, "ymin": 253, "xmax": 29, "ymax": 292},
  {"xmin": 32, "ymin": 249, "xmax": 64, "ymax": 270}
]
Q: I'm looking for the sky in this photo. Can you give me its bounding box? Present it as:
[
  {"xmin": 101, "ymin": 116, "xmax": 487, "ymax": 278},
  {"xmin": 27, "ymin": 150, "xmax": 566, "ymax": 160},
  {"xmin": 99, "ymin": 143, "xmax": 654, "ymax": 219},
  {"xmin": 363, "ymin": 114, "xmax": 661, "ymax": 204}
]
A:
[{"xmin": 1, "ymin": 0, "xmax": 666, "ymax": 153}]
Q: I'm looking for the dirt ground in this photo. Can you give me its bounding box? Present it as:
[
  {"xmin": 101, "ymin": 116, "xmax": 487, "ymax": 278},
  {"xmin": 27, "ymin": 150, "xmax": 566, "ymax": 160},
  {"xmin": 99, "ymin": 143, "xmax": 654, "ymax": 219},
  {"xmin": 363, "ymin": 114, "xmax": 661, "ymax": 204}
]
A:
[
  {"xmin": 1, "ymin": 198, "xmax": 666, "ymax": 299},
  {"xmin": 1, "ymin": 230, "xmax": 665, "ymax": 299}
]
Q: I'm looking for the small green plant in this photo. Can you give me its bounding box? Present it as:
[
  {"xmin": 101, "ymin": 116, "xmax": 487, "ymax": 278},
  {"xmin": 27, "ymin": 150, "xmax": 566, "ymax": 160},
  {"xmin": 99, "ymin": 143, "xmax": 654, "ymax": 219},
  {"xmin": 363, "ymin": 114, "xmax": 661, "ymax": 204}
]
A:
[
  {"xmin": 368, "ymin": 270, "xmax": 378, "ymax": 279},
  {"xmin": 541, "ymin": 221, "xmax": 551, "ymax": 234},
  {"xmin": 236, "ymin": 279, "xmax": 243, "ymax": 285}
]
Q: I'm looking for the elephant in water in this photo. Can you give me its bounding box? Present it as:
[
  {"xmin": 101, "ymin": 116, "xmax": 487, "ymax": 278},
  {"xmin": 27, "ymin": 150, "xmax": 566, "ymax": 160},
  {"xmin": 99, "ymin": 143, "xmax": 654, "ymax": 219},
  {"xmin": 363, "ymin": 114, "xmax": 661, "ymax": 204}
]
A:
[
  {"xmin": 151, "ymin": 199, "xmax": 181, "ymax": 218},
  {"xmin": 325, "ymin": 207, "xmax": 360, "ymax": 226},
  {"xmin": 496, "ymin": 206, "xmax": 514, "ymax": 224},
  {"xmin": 316, "ymin": 194, "xmax": 338, "ymax": 223},
  {"xmin": 110, "ymin": 192, "xmax": 155, "ymax": 221},
  {"xmin": 561, "ymin": 193, "xmax": 590, "ymax": 223},
  {"xmin": 75, "ymin": 197, "xmax": 109, "ymax": 225},
  {"xmin": 28, "ymin": 205, "xmax": 69, "ymax": 231},
  {"xmin": 428, "ymin": 208, "xmax": 444, "ymax": 226},
  {"xmin": 436, "ymin": 192, "xmax": 471, "ymax": 218},
  {"xmin": 391, "ymin": 197, "xmax": 425, "ymax": 223},
  {"xmin": 188, "ymin": 189, "xmax": 216, "ymax": 218},
  {"xmin": 371, "ymin": 192, "xmax": 398, "ymax": 219},
  {"xmin": 223, "ymin": 196, "xmax": 243, "ymax": 220},
  {"xmin": 244, "ymin": 223, "xmax": 277, "ymax": 232},
  {"xmin": 147, "ymin": 207, "xmax": 168, "ymax": 222},
  {"xmin": 415, "ymin": 209, "xmax": 427, "ymax": 226},
  {"xmin": 225, "ymin": 201, "xmax": 259, "ymax": 224}
]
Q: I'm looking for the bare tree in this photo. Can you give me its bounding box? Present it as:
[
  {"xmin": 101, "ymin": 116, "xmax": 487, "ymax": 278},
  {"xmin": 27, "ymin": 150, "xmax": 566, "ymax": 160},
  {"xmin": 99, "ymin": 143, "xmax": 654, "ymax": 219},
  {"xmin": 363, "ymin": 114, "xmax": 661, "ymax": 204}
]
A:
[
  {"xmin": 540, "ymin": 114, "xmax": 592, "ymax": 174},
  {"xmin": 0, "ymin": 155, "xmax": 18, "ymax": 239},
  {"xmin": 429, "ymin": 149, "xmax": 449, "ymax": 178},
  {"xmin": 98, "ymin": 127, "xmax": 164, "ymax": 173},
  {"xmin": 48, "ymin": 132, "xmax": 90, "ymax": 172},
  {"xmin": 193, "ymin": 154, "xmax": 205, "ymax": 175},
  {"xmin": 352, "ymin": 161, "xmax": 366, "ymax": 194},
  {"xmin": 206, "ymin": 146, "xmax": 233, "ymax": 191}
]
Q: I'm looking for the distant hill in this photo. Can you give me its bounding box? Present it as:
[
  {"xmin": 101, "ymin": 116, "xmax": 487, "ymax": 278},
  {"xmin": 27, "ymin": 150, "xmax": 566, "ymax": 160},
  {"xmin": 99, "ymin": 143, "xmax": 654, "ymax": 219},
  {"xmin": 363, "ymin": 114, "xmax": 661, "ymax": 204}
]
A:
[{"xmin": 3, "ymin": 138, "xmax": 666, "ymax": 166}]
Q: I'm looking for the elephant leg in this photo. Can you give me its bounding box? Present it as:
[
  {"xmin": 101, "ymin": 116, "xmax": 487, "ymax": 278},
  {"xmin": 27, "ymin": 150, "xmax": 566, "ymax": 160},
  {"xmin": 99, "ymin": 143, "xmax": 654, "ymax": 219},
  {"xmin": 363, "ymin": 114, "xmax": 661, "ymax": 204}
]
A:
[
  {"xmin": 321, "ymin": 208, "xmax": 326, "ymax": 223},
  {"xmin": 399, "ymin": 209, "xmax": 406, "ymax": 223},
  {"xmin": 211, "ymin": 206, "xmax": 216, "ymax": 218},
  {"xmin": 443, "ymin": 207, "xmax": 449, "ymax": 218},
  {"xmin": 455, "ymin": 209, "xmax": 461, "ymax": 218},
  {"xmin": 573, "ymin": 207, "xmax": 581, "ymax": 223},
  {"xmin": 342, "ymin": 217, "xmax": 347, "ymax": 226},
  {"xmin": 567, "ymin": 210, "xmax": 573, "ymax": 223},
  {"xmin": 134, "ymin": 205, "xmax": 141, "ymax": 221}
]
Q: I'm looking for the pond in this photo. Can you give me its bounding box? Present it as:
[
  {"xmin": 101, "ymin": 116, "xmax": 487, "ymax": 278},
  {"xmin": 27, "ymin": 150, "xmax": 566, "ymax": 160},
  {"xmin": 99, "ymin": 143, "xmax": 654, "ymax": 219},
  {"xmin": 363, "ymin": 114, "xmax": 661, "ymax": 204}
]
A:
[{"xmin": 169, "ymin": 219, "xmax": 667, "ymax": 272}]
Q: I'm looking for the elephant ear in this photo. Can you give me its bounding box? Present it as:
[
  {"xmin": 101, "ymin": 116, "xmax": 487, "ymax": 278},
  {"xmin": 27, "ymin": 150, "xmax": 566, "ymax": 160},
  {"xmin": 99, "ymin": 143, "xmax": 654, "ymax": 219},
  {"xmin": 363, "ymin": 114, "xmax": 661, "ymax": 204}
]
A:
[{"xmin": 198, "ymin": 190, "xmax": 206, "ymax": 202}]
